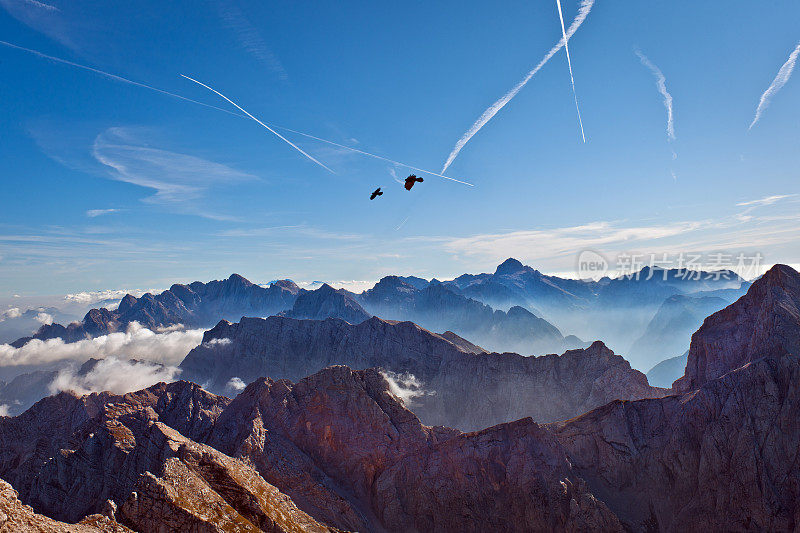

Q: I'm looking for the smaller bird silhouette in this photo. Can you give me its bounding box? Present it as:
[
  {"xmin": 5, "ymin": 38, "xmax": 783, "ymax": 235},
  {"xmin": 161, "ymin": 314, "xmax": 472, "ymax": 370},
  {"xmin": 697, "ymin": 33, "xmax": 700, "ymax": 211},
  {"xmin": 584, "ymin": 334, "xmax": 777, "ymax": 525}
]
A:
[
  {"xmin": 370, "ymin": 187, "xmax": 383, "ymax": 200},
  {"xmin": 404, "ymin": 174, "xmax": 424, "ymax": 190}
]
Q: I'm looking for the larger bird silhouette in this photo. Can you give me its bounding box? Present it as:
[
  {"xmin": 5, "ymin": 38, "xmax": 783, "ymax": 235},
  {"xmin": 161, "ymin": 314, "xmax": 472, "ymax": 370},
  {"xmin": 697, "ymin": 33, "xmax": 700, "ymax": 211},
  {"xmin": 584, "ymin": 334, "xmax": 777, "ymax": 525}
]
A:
[
  {"xmin": 404, "ymin": 174, "xmax": 424, "ymax": 190},
  {"xmin": 370, "ymin": 187, "xmax": 383, "ymax": 200}
]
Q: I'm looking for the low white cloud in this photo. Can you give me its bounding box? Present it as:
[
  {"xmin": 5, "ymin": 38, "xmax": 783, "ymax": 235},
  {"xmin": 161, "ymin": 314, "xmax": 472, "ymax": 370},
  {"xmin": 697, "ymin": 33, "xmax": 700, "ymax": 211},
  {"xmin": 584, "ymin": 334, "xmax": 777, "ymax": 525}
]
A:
[
  {"xmin": 0, "ymin": 404, "xmax": 9, "ymax": 417},
  {"xmin": 295, "ymin": 280, "xmax": 377, "ymax": 293},
  {"xmin": 64, "ymin": 288, "xmax": 152, "ymax": 306},
  {"xmin": 48, "ymin": 356, "xmax": 180, "ymax": 396},
  {"xmin": 0, "ymin": 322, "xmax": 204, "ymax": 367},
  {"xmin": 226, "ymin": 376, "xmax": 247, "ymax": 392},
  {"xmin": 1, "ymin": 308, "xmax": 22, "ymax": 321},
  {"xmin": 34, "ymin": 312, "xmax": 53, "ymax": 325},
  {"xmin": 380, "ymin": 370, "xmax": 432, "ymax": 406},
  {"xmin": 203, "ymin": 337, "xmax": 231, "ymax": 347}
]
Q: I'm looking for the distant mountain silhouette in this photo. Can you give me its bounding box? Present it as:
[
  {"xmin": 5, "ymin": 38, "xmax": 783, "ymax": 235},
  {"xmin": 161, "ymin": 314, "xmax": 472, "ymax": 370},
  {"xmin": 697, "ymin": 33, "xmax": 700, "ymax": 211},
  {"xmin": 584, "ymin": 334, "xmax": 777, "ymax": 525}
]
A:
[{"xmin": 11, "ymin": 275, "xmax": 299, "ymax": 347}]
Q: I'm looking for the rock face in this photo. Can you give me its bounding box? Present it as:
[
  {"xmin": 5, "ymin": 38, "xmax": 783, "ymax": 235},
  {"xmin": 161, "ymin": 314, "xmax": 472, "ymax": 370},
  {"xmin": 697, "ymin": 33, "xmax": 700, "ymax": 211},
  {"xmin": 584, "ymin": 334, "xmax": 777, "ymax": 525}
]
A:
[
  {"xmin": 551, "ymin": 264, "xmax": 800, "ymax": 531},
  {"xmin": 206, "ymin": 366, "xmax": 623, "ymax": 532},
  {"xmin": 554, "ymin": 354, "xmax": 800, "ymax": 532},
  {"xmin": 282, "ymin": 283, "xmax": 371, "ymax": 324},
  {"xmin": 12, "ymin": 274, "xmax": 299, "ymax": 347},
  {"xmin": 359, "ymin": 276, "xmax": 576, "ymax": 355},
  {"xmin": 0, "ymin": 366, "xmax": 624, "ymax": 532},
  {"xmin": 0, "ymin": 478, "xmax": 132, "ymax": 532},
  {"xmin": 180, "ymin": 315, "xmax": 666, "ymax": 430},
  {"xmin": 674, "ymin": 264, "xmax": 800, "ymax": 392},
  {"xmin": 0, "ymin": 381, "xmax": 335, "ymax": 532}
]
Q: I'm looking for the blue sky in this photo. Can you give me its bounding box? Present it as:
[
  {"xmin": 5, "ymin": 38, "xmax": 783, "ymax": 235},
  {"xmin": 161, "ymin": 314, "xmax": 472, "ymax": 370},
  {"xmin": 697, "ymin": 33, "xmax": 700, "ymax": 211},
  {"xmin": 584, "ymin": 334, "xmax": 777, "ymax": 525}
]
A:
[{"xmin": 1, "ymin": 0, "xmax": 799, "ymax": 297}]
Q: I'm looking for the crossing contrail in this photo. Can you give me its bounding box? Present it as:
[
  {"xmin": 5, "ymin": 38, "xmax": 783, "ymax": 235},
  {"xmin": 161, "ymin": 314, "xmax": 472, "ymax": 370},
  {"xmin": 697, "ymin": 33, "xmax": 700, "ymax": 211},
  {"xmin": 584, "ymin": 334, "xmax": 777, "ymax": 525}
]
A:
[
  {"xmin": 182, "ymin": 76, "xmax": 473, "ymax": 185},
  {"xmin": 441, "ymin": 0, "xmax": 595, "ymax": 173},
  {"xmin": 181, "ymin": 75, "xmax": 335, "ymax": 173},
  {"xmin": 0, "ymin": 40, "xmax": 472, "ymax": 185},
  {"xmin": 555, "ymin": 0, "xmax": 586, "ymax": 143},
  {"xmin": 750, "ymin": 41, "xmax": 800, "ymax": 130}
]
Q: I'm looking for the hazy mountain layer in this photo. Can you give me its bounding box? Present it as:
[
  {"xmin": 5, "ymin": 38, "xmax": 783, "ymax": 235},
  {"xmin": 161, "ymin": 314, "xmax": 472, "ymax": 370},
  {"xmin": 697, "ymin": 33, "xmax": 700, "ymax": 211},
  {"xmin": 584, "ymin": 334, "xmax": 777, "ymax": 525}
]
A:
[{"xmin": 179, "ymin": 315, "xmax": 666, "ymax": 430}]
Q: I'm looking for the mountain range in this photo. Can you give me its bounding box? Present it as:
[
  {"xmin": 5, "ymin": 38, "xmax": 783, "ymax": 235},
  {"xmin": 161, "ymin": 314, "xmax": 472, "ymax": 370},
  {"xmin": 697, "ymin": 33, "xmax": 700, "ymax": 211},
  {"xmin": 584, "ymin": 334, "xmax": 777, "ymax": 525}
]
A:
[
  {"xmin": 180, "ymin": 315, "xmax": 665, "ymax": 430},
  {"xmin": 7, "ymin": 259, "xmax": 747, "ymax": 371},
  {"xmin": 0, "ymin": 264, "xmax": 798, "ymax": 531}
]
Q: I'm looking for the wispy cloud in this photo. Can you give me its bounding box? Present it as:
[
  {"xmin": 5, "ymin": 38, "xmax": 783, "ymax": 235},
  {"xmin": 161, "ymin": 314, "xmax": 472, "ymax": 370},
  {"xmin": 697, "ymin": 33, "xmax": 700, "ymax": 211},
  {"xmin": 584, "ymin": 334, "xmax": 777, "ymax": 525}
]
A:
[
  {"xmin": 92, "ymin": 127, "xmax": 254, "ymax": 208},
  {"xmin": 441, "ymin": 0, "xmax": 595, "ymax": 173},
  {"xmin": 20, "ymin": 0, "xmax": 59, "ymax": 11},
  {"xmin": 635, "ymin": 49, "xmax": 675, "ymax": 148},
  {"xmin": 86, "ymin": 208, "xmax": 121, "ymax": 218},
  {"xmin": 216, "ymin": 1, "xmax": 287, "ymax": 80},
  {"xmin": 750, "ymin": 41, "xmax": 800, "ymax": 129},
  {"xmin": 736, "ymin": 194, "xmax": 796, "ymax": 207},
  {"xmin": 735, "ymin": 194, "xmax": 797, "ymax": 221}
]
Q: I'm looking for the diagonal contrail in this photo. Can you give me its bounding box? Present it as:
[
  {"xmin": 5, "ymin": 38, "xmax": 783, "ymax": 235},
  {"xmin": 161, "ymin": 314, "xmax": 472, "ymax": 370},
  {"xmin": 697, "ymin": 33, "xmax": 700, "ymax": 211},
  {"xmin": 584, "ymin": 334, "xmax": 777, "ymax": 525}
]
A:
[
  {"xmin": 270, "ymin": 125, "xmax": 474, "ymax": 186},
  {"xmin": 0, "ymin": 40, "xmax": 242, "ymax": 118},
  {"xmin": 441, "ymin": 0, "xmax": 595, "ymax": 173},
  {"xmin": 183, "ymin": 75, "xmax": 474, "ymax": 185},
  {"xmin": 750, "ymin": 41, "xmax": 800, "ymax": 130},
  {"xmin": 181, "ymin": 75, "xmax": 335, "ymax": 173},
  {"xmin": 555, "ymin": 0, "xmax": 586, "ymax": 143},
  {"xmin": 0, "ymin": 40, "xmax": 472, "ymax": 185}
]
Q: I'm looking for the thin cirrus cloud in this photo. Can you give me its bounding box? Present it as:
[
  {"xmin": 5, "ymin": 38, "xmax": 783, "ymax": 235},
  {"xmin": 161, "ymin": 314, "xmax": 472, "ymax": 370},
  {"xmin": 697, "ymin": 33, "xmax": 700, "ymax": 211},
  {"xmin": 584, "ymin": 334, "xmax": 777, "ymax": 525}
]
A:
[
  {"xmin": 441, "ymin": 0, "xmax": 595, "ymax": 173},
  {"xmin": 86, "ymin": 208, "xmax": 121, "ymax": 218},
  {"xmin": 750, "ymin": 41, "xmax": 800, "ymax": 129},
  {"xmin": 92, "ymin": 126, "xmax": 255, "ymax": 207},
  {"xmin": 216, "ymin": 1, "xmax": 287, "ymax": 80}
]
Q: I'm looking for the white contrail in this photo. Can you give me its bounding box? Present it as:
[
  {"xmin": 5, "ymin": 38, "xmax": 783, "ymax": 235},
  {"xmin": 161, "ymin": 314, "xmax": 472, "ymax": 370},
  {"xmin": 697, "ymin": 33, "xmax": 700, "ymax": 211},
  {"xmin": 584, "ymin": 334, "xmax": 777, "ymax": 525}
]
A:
[
  {"xmin": 0, "ymin": 40, "xmax": 242, "ymax": 118},
  {"xmin": 270, "ymin": 124, "xmax": 474, "ymax": 186},
  {"xmin": 635, "ymin": 49, "xmax": 675, "ymax": 141},
  {"xmin": 750, "ymin": 41, "xmax": 800, "ymax": 130},
  {"xmin": 183, "ymin": 75, "xmax": 474, "ymax": 185},
  {"xmin": 0, "ymin": 40, "xmax": 471, "ymax": 185},
  {"xmin": 441, "ymin": 0, "xmax": 595, "ymax": 173},
  {"xmin": 181, "ymin": 75, "xmax": 335, "ymax": 173},
  {"xmin": 555, "ymin": 0, "xmax": 586, "ymax": 143}
]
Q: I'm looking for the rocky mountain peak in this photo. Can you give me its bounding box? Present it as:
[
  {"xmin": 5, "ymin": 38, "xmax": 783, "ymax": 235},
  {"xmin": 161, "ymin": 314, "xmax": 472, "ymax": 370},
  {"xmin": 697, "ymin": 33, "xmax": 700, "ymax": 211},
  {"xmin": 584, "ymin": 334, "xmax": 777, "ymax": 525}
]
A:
[
  {"xmin": 494, "ymin": 257, "xmax": 525, "ymax": 276},
  {"xmin": 282, "ymin": 284, "xmax": 371, "ymax": 324},
  {"xmin": 674, "ymin": 263, "xmax": 800, "ymax": 392}
]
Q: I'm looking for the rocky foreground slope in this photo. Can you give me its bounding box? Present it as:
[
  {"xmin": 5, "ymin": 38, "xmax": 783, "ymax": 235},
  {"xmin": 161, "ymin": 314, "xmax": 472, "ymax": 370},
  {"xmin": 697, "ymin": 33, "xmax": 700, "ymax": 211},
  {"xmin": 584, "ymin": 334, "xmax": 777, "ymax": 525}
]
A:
[
  {"xmin": 180, "ymin": 315, "xmax": 665, "ymax": 430},
  {"xmin": 0, "ymin": 368, "xmax": 621, "ymax": 532}
]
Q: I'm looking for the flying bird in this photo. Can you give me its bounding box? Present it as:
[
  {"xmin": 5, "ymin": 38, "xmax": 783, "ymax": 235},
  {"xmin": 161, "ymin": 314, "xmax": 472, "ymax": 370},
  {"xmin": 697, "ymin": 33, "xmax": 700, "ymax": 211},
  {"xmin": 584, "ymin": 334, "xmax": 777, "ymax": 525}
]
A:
[
  {"xmin": 370, "ymin": 187, "xmax": 383, "ymax": 200},
  {"xmin": 404, "ymin": 175, "xmax": 424, "ymax": 191}
]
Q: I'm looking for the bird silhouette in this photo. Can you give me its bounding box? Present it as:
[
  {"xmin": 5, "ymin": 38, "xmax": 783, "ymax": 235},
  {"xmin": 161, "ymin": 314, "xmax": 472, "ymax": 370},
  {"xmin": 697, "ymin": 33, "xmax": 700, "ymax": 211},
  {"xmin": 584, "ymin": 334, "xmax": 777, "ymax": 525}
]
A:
[
  {"xmin": 370, "ymin": 187, "xmax": 383, "ymax": 200},
  {"xmin": 404, "ymin": 174, "xmax": 424, "ymax": 190}
]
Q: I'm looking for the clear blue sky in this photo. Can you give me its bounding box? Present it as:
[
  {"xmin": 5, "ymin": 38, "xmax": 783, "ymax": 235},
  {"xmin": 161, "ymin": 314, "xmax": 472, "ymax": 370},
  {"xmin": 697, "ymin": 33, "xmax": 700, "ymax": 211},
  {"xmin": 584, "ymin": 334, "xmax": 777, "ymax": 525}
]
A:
[{"xmin": 1, "ymin": 0, "xmax": 799, "ymax": 297}]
